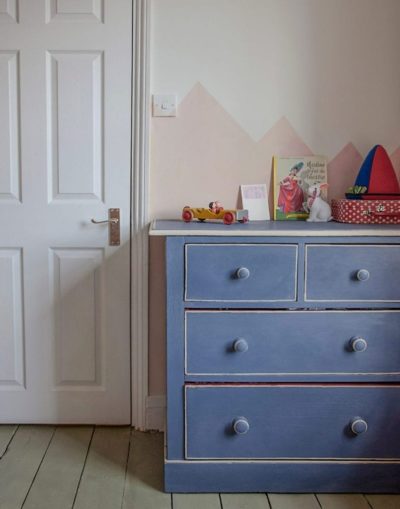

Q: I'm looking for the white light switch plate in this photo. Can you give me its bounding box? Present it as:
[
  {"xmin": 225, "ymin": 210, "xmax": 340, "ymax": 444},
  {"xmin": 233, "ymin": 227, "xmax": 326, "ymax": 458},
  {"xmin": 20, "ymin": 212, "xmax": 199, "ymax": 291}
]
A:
[{"xmin": 152, "ymin": 94, "xmax": 177, "ymax": 117}]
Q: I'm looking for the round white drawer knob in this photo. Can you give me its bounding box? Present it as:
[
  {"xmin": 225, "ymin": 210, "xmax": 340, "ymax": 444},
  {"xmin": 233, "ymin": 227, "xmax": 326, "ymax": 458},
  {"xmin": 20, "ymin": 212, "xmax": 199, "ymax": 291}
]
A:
[
  {"xmin": 356, "ymin": 269, "xmax": 370, "ymax": 281},
  {"xmin": 233, "ymin": 417, "xmax": 250, "ymax": 435},
  {"xmin": 233, "ymin": 338, "xmax": 249, "ymax": 353},
  {"xmin": 350, "ymin": 417, "xmax": 368, "ymax": 435},
  {"xmin": 349, "ymin": 337, "xmax": 368, "ymax": 352},
  {"xmin": 236, "ymin": 267, "xmax": 250, "ymax": 280}
]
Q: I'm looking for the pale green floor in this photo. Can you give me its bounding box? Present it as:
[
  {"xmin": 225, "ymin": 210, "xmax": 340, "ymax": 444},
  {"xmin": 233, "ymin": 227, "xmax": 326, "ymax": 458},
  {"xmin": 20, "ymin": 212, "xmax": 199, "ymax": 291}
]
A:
[{"xmin": 0, "ymin": 426, "xmax": 399, "ymax": 509}]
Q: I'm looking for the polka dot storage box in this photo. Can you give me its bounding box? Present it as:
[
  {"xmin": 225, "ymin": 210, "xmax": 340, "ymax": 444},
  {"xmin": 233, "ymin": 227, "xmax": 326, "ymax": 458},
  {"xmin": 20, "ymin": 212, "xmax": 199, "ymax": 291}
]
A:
[{"xmin": 332, "ymin": 199, "xmax": 400, "ymax": 224}]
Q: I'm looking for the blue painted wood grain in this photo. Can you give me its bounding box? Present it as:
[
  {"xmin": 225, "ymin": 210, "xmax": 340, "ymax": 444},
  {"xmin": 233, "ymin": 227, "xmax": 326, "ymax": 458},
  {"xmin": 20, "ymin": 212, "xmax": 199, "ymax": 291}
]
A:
[
  {"xmin": 164, "ymin": 232, "xmax": 400, "ymax": 492},
  {"xmin": 185, "ymin": 311, "xmax": 400, "ymax": 378},
  {"xmin": 185, "ymin": 385, "xmax": 400, "ymax": 460},
  {"xmin": 164, "ymin": 461, "xmax": 400, "ymax": 493},
  {"xmin": 166, "ymin": 237, "xmax": 186, "ymax": 460},
  {"xmin": 168, "ymin": 236, "xmax": 400, "ymax": 309},
  {"xmin": 185, "ymin": 244, "xmax": 298, "ymax": 302},
  {"xmin": 305, "ymin": 245, "xmax": 400, "ymax": 301}
]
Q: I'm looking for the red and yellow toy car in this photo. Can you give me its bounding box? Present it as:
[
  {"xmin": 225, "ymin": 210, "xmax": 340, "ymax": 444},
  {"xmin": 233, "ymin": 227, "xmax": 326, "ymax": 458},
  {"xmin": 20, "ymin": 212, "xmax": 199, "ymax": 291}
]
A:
[{"xmin": 182, "ymin": 201, "xmax": 249, "ymax": 225}]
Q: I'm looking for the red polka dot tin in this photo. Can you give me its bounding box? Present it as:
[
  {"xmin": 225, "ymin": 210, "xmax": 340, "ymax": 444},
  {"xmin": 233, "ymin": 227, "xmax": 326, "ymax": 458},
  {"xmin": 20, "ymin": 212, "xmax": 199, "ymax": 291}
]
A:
[{"xmin": 332, "ymin": 199, "xmax": 400, "ymax": 224}]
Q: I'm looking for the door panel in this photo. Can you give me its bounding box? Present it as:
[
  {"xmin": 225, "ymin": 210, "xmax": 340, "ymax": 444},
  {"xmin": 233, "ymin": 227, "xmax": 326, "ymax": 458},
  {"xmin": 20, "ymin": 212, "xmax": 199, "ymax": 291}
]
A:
[
  {"xmin": 0, "ymin": 249, "xmax": 24, "ymax": 388},
  {"xmin": 0, "ymin": 0, "xmax": 131, "ymax": 423},
  {"xmin": 47, "ymin": 50, "xmax": 104, "ymax": 201},
  {"xmin": 46, "ymin": 0, "xmax": 104, "ymax": 23},
  {"xmin": 0, "ymin": 0, "xmax": 18, "ymax": 23},
  {"xmin": 0, "ymin": 51, "xmax": 20, "ymax": 201},
  {"xmin": 51, "ymin": 248, "xmax": 104, "ymax": 386}
]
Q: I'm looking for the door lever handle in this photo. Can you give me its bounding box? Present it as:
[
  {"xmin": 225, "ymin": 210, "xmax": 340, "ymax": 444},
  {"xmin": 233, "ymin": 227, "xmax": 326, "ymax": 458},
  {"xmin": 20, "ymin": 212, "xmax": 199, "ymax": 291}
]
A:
[
  {"xmin": 90, "ymin": 208, "xmax": 120, "ymax": 246},
  {"xmin": 91, "ymin": 218, "xmax": 119, "ymax": 224}
]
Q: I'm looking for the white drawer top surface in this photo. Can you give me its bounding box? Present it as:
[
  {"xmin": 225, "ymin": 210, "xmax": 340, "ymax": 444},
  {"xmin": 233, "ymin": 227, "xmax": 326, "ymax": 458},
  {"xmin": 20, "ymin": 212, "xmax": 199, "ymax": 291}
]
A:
[{"xmin": 149, "ymin": 219, "xmax": 400, "ymax": 237}]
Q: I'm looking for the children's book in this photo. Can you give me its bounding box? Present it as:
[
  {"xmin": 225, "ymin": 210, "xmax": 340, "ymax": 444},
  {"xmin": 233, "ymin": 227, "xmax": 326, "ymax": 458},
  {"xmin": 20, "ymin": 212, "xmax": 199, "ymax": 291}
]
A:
[{"xmin": 273, "ymin": 156, "xmax": 327, "ymax": 220}]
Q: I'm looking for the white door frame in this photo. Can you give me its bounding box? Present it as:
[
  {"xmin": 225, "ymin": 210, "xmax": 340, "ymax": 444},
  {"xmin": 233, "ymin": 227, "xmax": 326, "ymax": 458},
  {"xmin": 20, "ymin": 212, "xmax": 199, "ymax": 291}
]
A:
[{"xmin": 131, "ymin": 0, "xmax": 151, "ymax": 429}]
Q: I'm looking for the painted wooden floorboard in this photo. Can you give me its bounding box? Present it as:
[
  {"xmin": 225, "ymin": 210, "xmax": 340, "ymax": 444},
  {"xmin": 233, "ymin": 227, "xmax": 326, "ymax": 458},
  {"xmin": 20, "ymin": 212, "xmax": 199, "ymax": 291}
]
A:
[
  {"xmin": 22, "ymin": 426, "xmax": 93, "ymax": 509},
  {"xmin": 1, "ymin": 428, "xmax": 399, "ymax": 509},
  {"xmin": 316, "ymin": 494, "xmax": 371, "ymax": 509},
  {"xmin": 0, "ymin": 425, "xmax": 18, "ymax": 457},
  {"xmin": 220, "ymin": 493, "xmax": 270, "ymax": 509},
  {"xmin": 268, "ymin": 493, "xmax": 321, "ymax": 509},
  {"xmin": 365, "ymin": 494, "xmax": 400, "ymax": 509},
  {"xmin": 122, "ymin": 430, "xmax": 171, "ymax": 509},
  {"xmin": 73, "ymin": 427, "xmax": 131, "ymax": 509},
  {"xmin": 0, "ymin": 425, "xmax": 55, "ymax": 509},
  {"xmin": 173, "ymin": 493, "xmax": 222, "ymax": 509}
]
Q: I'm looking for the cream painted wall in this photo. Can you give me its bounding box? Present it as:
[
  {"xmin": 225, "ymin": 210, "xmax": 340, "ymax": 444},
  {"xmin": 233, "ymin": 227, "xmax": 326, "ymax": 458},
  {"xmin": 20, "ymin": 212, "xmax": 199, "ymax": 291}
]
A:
[
  {"xmin": 151, "ymin": 0, "xmax": 400, "ymax": 159},
  {"xmin": 148, "ymin": 0, "xmax": 400, "ymax": 396}
]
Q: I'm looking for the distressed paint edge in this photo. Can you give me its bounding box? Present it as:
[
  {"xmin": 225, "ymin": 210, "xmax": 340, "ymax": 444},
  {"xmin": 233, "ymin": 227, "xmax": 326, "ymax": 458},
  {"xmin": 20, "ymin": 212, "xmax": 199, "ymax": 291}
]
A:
[{"xmin": 150, "ymin": 228, "xmax": 400, "ymax": 237}]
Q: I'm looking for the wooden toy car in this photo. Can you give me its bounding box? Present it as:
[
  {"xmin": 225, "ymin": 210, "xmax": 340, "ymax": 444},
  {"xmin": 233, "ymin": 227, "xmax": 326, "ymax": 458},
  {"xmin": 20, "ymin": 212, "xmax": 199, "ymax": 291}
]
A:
[{"xmin": 182, "ymin": 202, "xmax": 249, "ymax": 225}]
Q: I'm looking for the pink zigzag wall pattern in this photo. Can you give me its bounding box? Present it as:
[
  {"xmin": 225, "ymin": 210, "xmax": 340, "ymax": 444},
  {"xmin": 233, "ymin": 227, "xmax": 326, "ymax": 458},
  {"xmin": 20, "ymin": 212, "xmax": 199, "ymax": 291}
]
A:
[{"xmin": 150, "ymin": 82, "xmax": 400, "ymax": 219}]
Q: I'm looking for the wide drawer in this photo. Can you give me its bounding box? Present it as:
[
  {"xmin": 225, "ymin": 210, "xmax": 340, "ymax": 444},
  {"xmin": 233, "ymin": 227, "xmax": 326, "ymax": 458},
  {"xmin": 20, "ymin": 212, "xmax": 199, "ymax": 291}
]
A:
[
  {"xmin": 185, "ymin": 311, "xmax": 400, "ymax": 379},
  {"xmin": 305, "ymin": 245, "xmax": 400, "ymax": 302},
  {"xmin": 185, "ymin": 244, "xmax": 298, "ymax": 302},
  {"xmin": 185, "ymin": 385, "xmax": 400, "ymax": 459}
]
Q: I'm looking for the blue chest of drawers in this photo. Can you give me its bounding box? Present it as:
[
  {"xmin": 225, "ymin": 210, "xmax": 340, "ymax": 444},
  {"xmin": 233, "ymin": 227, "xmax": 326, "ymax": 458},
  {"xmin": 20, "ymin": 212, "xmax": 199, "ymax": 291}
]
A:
[{"xmin": 150, "ymin": 220, "xmax": 400, "ymax": 493}]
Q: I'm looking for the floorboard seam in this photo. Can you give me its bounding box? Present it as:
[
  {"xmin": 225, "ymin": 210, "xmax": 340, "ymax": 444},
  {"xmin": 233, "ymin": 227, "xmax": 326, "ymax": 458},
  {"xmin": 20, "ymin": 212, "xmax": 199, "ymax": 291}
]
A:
[
  {"xmin": 218, "ymin": 493, "xmax": 223, "ymax": 509},
  {"xmin": 20, "ymin": 426, "xmax": 57, "ymax": 509},
  {"xmin": 120, "ymin": 427, "xmax": 133, "ymax": 509},
  {"xmin": 265, "ymin": 493, "xmax": 272, "ymax": 509},
  {"xmin": 0, "ymin": 425, "xmax": 19, "ymax": 460},
  {"xmin": 314, "ymin": 493, "xmax": 323, "ymax": 509},
  {"xmin": 363, "ymin": 494, "xmax": 375, "ymax": 509},
  {"xmin": 71, "ymin": 426, "xmax": 96, "ymax": 509}
]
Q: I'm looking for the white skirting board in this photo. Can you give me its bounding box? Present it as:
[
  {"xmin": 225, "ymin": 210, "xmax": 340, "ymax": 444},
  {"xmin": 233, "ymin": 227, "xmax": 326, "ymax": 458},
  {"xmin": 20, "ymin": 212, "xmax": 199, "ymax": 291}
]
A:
[{"xmin": 145, "ymin": 395, "xmax": 166, "ymax": 431}]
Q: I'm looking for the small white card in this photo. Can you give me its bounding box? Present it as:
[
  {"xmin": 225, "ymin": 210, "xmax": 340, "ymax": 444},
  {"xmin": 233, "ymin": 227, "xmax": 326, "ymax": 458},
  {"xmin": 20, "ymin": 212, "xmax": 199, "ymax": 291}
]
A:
[{"xmin": 240, "ymin": 184, "xmax": 270, "ymax": 220}]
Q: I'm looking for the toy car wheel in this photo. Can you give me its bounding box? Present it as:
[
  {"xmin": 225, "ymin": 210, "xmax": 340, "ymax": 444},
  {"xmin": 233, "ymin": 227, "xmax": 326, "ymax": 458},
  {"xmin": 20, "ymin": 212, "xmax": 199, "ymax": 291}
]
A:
[
  {"xmin": 182, "ymin": 209, "xmax": 194, "ymax": 222},
  {"xmin": 239, "ymin": 216, "xmax": 249, "ymax": 223},
  {"xmin": 198, "ymin": 218, "xmax": 205, "ymax": 222},
  {"xmin": 223, "ymin": 211, "xmax": 235, "ymax": 225}
]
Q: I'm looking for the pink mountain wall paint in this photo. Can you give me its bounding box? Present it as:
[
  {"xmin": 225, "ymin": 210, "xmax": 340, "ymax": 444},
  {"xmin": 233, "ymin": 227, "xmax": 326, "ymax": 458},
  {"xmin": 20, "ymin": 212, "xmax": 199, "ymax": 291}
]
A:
[
  {"xmin": 327, "ymin": 143, "xmax": 363, "ymax": 201},
  {"xmin": 150, "ymin": 83, "xmax": 312, "ymax": 219},
  {"xmin": 392, "ymin": 147, "xmax": 400, "ymax": 181},
  {"xmin": 150, "ymin": 83, "xmax": 399, "ymax": 219}
]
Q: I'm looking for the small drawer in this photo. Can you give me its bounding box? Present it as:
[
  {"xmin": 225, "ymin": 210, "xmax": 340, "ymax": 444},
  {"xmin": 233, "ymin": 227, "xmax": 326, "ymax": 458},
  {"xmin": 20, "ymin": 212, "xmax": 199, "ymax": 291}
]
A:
[
  {"xmin": 185, "ymin": 310, "xmax": 400, "ymax": 379},
  {"xmin": 305, "ymin": 245, "xmax": 400, "ymax": 302},
  {"xmin": 185, "ymin": 385, "xmax": 400, "ymax": 459},
  {"xmin": 185, "ymin": 244, "xmax": 298, "ymax": 302}
]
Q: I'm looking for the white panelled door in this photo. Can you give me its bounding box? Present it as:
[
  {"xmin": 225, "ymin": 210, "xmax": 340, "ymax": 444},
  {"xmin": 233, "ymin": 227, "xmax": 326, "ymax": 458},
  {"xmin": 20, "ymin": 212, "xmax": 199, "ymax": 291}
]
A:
[{"xmin": 0, "ymin": 1, "xmax": 132, "ymax": 423}]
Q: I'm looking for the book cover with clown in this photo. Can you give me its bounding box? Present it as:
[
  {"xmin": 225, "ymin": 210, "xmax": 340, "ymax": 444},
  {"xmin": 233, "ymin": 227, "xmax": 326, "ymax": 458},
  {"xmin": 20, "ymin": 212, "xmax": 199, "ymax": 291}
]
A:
[{"xmin": 273, "ymin": 156, "xmax": 327, "ymax": 220}]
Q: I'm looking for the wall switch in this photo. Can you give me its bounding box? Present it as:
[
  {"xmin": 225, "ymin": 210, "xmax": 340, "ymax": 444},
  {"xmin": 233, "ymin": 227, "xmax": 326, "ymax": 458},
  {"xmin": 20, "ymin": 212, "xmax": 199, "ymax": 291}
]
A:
[{"xmin": 152, "ymin": 94, "xmax": 177, "ymax": 117}]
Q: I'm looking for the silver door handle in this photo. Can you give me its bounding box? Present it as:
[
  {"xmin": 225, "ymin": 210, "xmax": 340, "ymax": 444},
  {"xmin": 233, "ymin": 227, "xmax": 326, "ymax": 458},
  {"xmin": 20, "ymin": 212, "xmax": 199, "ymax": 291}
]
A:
[{"xmin": 91, "ymin": 218, "xmax": 119, "ymax": 224}]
